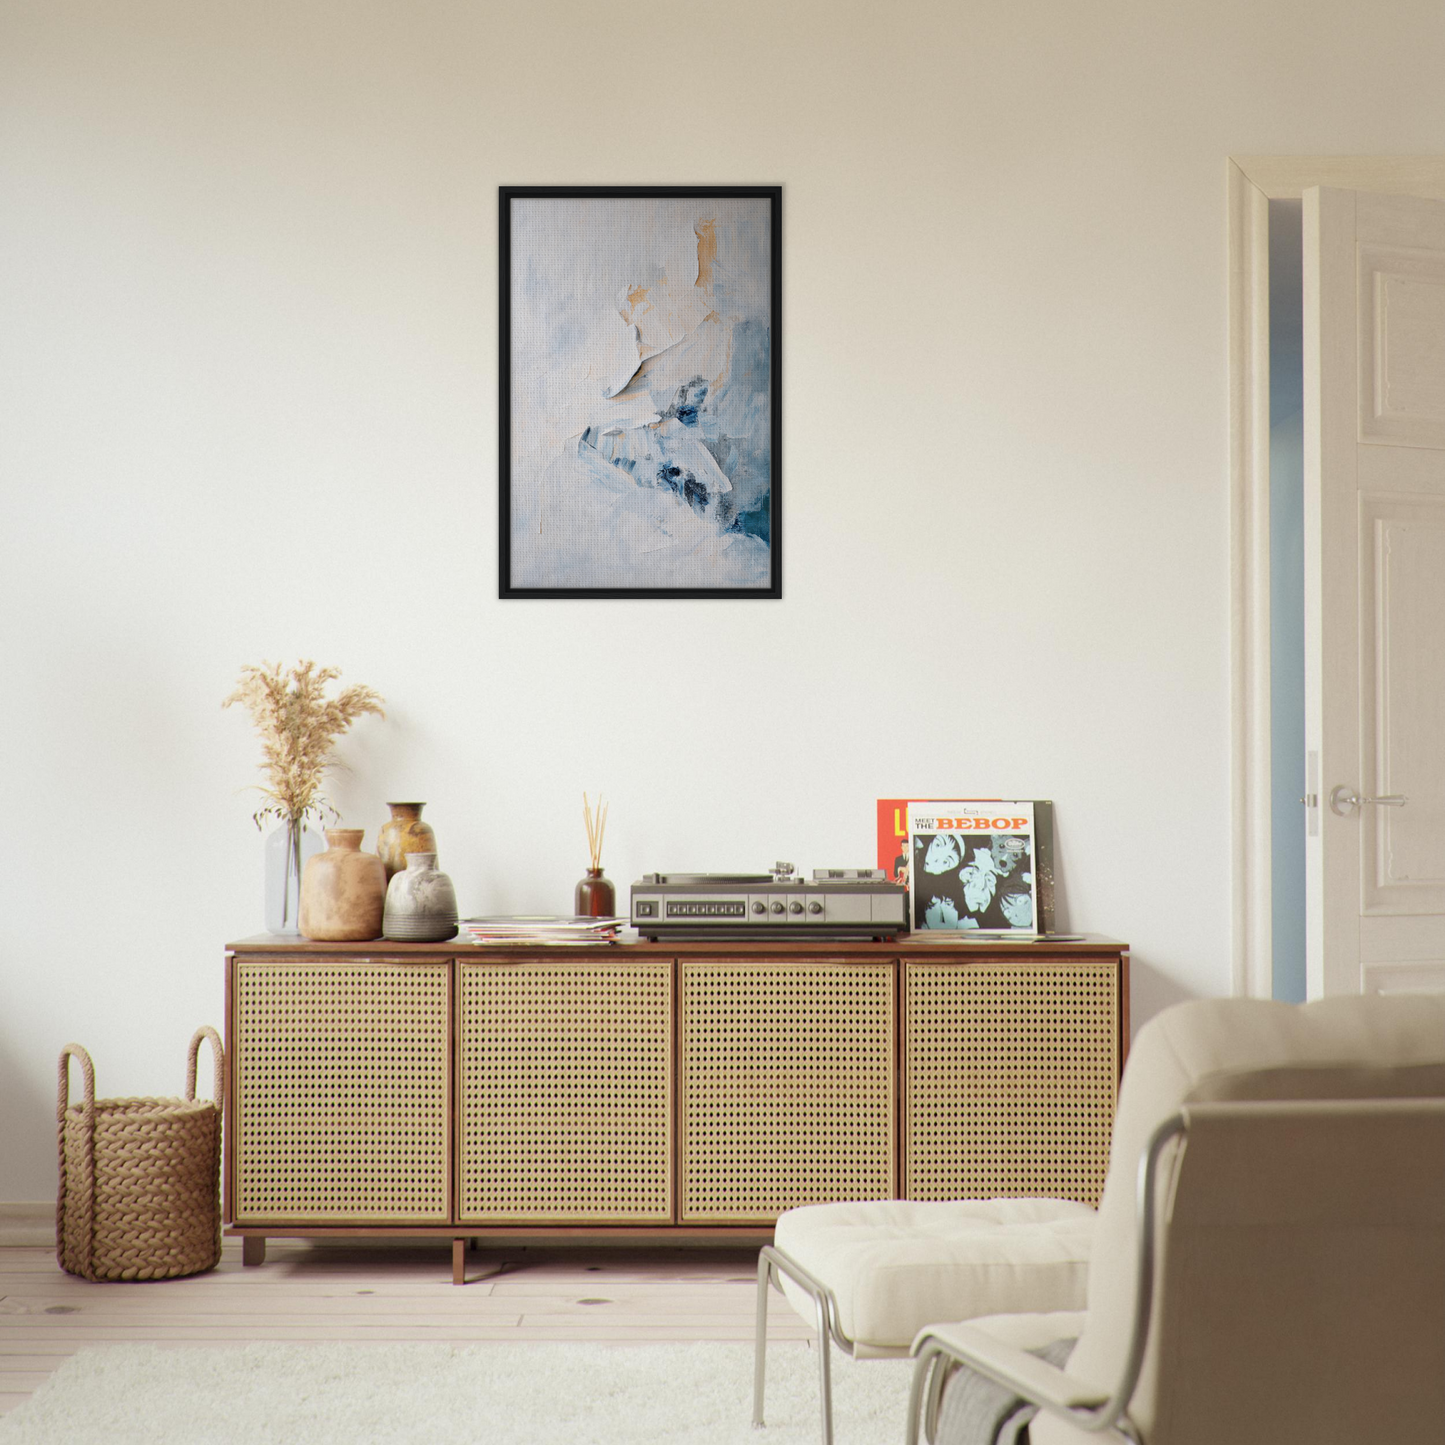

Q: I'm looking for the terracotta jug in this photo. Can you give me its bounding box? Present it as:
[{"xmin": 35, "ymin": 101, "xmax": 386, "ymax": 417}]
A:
[
  {"xmin": 376, "ymin": 802, "xmax": 438, "ymax": 881},
  {"xmin": 299, "ymin": 829, "xmax": 385, "ymax": 941}
]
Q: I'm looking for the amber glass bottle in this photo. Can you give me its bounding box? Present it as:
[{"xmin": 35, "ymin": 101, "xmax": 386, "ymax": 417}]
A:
[{"xmin": 574, "ymin": 867, "xmax": 616, "ymax": 918}]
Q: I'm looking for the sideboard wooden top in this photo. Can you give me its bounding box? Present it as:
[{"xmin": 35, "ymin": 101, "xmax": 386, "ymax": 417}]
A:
[{"xmin": 227, "ymin": 932, "xmax": 1127, "ymax": 958}]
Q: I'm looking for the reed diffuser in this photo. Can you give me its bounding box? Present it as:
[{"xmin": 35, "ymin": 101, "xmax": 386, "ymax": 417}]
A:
[{"xmin": 575, "ymin": 792, "xmax": 616, "ymax": 918}]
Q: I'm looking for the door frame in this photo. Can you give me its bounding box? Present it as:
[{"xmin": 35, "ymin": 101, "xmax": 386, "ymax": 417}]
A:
[{"xmin": 1228, "ymin": 157, "xmax": 1445, "ymax": 998}]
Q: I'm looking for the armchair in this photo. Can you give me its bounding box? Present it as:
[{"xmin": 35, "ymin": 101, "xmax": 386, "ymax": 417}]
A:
[{"xmin": 907, "ymin": 993, "xmax": 1445, "ymax": 1445}]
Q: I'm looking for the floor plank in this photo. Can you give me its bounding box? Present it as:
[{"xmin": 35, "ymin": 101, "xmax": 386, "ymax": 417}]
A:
[
  {"xmin": 0, "ymin": 1374, "xmax": 47, "ymax": 1392},
  {"xmin": 0, "ymin": 1241, "xmax": 809, "ymax": 1415},
  {"xmin": 0, "ymin": 1290, "xmax": 768, "ymax": 1318},
  {"xmin": 0, "ymin": 1356, "xmax": 71, "ymax": 1373}
]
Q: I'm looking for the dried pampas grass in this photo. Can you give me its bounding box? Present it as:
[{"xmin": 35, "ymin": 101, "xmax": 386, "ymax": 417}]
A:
[{"xmin": 223, "ymin": 660, "xmax": 385, "ymax": 828}]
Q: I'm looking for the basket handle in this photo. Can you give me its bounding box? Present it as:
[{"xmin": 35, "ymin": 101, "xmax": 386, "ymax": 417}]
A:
[
  {"xmin": 185, "ymin": 1026, "xmax": 225, "ymax": 1108},
  {"xmin": 57, "ymin": 1043, "xmax": 95, "ymax": 1125},
  {"xmin": 56, "ymin": 1043, "xmax": 98, "ymax": 1277}
]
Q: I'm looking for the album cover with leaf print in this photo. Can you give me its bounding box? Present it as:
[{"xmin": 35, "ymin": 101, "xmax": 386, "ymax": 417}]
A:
[{"xmin": 877, "ymin": 798, "xmax": 1055, "ymax": 934}]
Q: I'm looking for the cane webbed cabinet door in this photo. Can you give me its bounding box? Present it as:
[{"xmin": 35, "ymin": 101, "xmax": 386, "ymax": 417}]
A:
[
  {"xmin": 457, "ymin": 958, "xmax": 674, "ymax": 1223},
  {"xmin": 232, "ymin": 958, "xmax": 451, "ymax": 1224},
  {"xmin": 679, "ymin": 957, "xmax": 896, "ymax": 1222},
  {"xmin": 903, "ymin": 958, "xmax": 1119, "ymax": 1206}
]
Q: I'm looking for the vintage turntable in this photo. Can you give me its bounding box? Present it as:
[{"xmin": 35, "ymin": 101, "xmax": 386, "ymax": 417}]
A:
[{"xmin": 630, "ymin": 863, "xmax": 907, "ymax": 941}]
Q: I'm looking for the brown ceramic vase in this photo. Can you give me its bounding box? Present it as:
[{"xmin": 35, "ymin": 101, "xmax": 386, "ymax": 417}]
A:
[
  {"xmin": 376, "ymin": 802, "xmax": 438, "ymax": 881},
  {"xmin": 299, "ymin": 829, "xmax": 386, "ymax": 941}
]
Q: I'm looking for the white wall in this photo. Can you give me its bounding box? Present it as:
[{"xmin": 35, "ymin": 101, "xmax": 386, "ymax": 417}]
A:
[{"xmin": 3, "ymin": 0, "xmax": 1442, "ymax": 1200}]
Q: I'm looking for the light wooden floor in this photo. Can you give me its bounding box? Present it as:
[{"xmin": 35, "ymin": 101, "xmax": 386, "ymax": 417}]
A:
[{"xmin": 0, "ymin": 1239, "xmax": 812, "ymax": 1416}]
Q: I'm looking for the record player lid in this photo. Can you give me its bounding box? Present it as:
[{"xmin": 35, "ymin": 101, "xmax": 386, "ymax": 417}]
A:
[{"xmin": 645, "ymin": 872, "xmax": 773, "ymax": 885}]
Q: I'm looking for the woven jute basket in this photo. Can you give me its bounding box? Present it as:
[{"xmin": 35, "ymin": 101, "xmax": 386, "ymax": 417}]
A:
[{"xmin": 56, "ymin": 1027, "xmax": 224, "ymax": 1282}]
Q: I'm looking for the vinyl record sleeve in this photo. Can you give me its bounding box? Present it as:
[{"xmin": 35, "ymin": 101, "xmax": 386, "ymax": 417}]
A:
[{"xmin": 877, "ymin": 798, "xmax": 1055, "ymax": 933}]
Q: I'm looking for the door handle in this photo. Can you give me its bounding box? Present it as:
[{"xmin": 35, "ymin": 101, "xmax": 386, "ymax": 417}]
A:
[{"xmin": 1329, "ymin": 785, "xmax": 1408, "ymax": 816}]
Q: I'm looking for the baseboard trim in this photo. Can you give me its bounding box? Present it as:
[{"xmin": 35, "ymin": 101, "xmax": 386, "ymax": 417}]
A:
[{"xmin": 0, "ymin": 1201, "xmax": 54, "ymax": 1247}]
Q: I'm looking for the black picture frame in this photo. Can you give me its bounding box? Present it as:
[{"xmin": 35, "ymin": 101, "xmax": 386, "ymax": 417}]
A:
[{"xmin": 499, "ymin": 185, "xmax": 782, "ymax": 599}]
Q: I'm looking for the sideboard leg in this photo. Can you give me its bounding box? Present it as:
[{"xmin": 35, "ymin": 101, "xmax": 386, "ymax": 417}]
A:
[
  {"xmin": 452, "ymin": 1237, "xmax": 465, "ymax": 1285},
  {"xmin": 241, "ymin": 1236, "xmax": 266, "ymax": 1268}
]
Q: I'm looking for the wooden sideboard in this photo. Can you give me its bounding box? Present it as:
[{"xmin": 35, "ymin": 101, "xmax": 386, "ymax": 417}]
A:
[{"xmin": 224, "ymin": 935, "xmax": 1128, "ymax": 1281}]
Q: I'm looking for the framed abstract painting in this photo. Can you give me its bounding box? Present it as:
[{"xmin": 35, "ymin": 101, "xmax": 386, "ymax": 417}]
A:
[{"xmin": 499, "ymin": 186, "xmax": 782, "ymax": 598}]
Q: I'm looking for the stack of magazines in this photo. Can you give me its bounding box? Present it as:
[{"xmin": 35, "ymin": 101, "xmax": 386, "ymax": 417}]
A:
[{"xmin": 458, "ymin": 915, "xmax": 626, "ymax": 946}]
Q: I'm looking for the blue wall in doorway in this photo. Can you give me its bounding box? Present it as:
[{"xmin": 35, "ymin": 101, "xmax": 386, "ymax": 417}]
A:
[{"xmin": 1269, "ymin": 199, "xmax": 1307, "ymax": 1004}]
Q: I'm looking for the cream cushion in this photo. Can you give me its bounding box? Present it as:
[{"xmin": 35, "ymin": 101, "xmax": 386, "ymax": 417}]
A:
[{"xmin": 772, "ymin": 1197, "xmax": 1096, "ymax": 1356}]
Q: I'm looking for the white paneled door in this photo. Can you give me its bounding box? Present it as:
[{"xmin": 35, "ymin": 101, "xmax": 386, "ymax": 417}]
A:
[{"xmin": 1305, "ymin": 187, "xmax": 1445, "ymax": 996}]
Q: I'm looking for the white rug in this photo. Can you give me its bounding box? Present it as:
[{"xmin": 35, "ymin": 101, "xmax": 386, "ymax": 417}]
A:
[{"xmin": 0, "ymin": 1341, "xmax": 915, "ymax": 1444}]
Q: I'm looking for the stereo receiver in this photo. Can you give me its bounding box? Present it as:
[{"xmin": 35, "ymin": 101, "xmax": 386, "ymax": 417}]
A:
[{"xmin": 630, "ymin": 863, "xmax": 906, "ymax": 941}]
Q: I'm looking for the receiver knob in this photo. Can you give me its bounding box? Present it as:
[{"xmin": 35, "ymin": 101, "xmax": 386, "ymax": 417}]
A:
[
  {"xmin": 752, "ymin": 901, "xmax": 766, "ymax": 914},
  {"xmin": 789, "ymin": 901, "xmax": 804, "ymax": 914},
  {"xmin": 771, "ymin": 902, "xmax": 785, "ymax": 915},
  {"xmin": 808, "ymin": 901, "xmax": 823, "ymax": 915}
]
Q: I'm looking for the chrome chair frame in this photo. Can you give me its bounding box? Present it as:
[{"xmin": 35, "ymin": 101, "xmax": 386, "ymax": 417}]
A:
[
  {"xmin": 753, "ymin": 1243, "xmax": 874, "ymax": 1445},
  {"xmin": 904, "ymin": 1114, "xmax": 1186, "ymax": 1445}
]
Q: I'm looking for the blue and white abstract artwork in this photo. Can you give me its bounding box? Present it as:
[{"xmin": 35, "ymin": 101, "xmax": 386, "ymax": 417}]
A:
[{"xmin": 502, "ymin": 191, "xmax": 778, "ymax": 595}]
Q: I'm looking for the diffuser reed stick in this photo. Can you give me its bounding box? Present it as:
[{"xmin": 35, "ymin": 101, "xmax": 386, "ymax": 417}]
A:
[{"xmin": 582, "ymin": 791, "xmax": 608, "ymax": 870}]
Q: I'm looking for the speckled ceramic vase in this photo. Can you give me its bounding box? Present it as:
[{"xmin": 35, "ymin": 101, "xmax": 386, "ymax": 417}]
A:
[
  {"xmin": 299, "ymin": 829, "xmax": 385, "ymax": 941},
  {"xmin": 383, "ymin": 853, "xmax": 459, "ymax": 942},
  {"xmin": 376, "ymin": 802, "xmax": 438, "ymax": 881}
]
